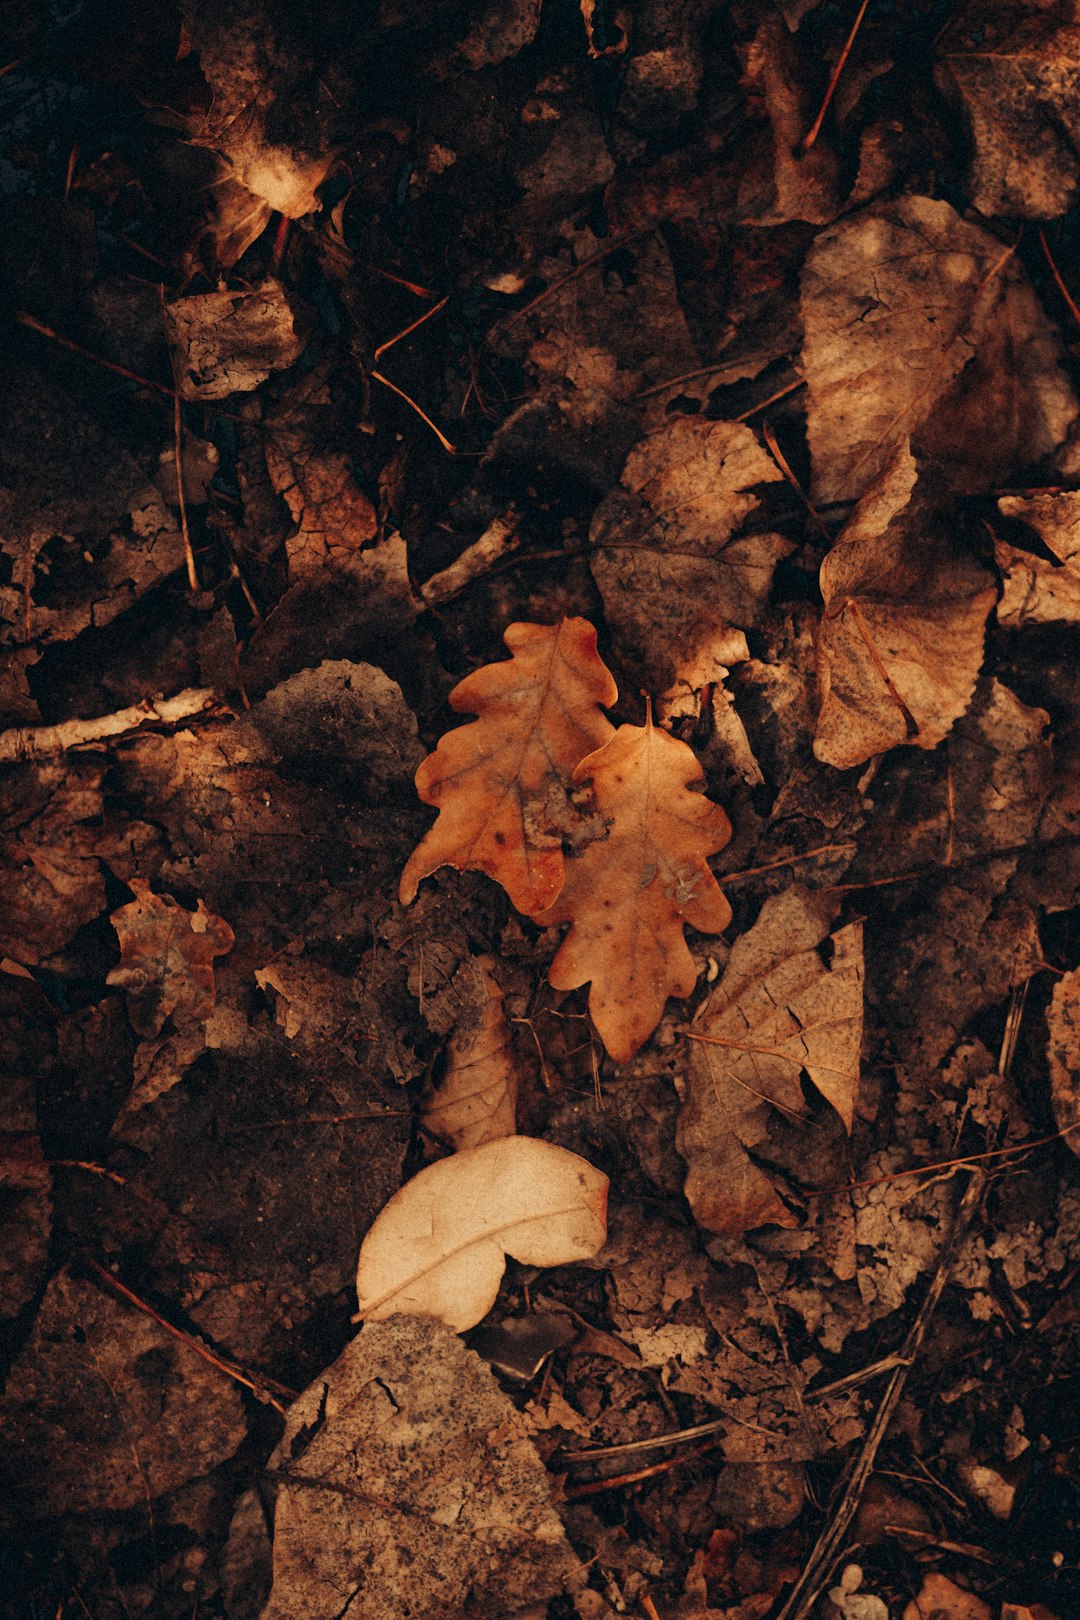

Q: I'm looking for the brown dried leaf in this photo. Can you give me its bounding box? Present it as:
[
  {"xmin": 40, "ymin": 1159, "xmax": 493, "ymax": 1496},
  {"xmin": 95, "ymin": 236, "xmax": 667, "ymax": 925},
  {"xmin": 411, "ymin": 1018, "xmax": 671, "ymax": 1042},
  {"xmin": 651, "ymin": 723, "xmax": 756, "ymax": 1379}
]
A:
[
  {"xmin": 400, "ymin": 618, "xmax": 618, "ymax": 915},
  {"xmin": 676, "ymin": 887, "xmax": 863, "ymax": 1236},
  {"xmin": 107, "ymin": 878, "xmax": 235, "ymax": 1039},
  {"xmin": 422, "ymin": 956, "xmax": 519, "ymax": 1151},
  {"xmin": 735, "ymin": 10, "xmax": 841, "ymax": 226},
  {"xmin": 995, "ymin": 490, "xmax": 1080, "ymax": 627},
  {"xmin": 814, "ymin": 443, "xmax": 996, "ymax": 769},
  {"xmin": 264, "ymin": 376, "xmax": 378, "ymax": 579},
  {"xmin": 1048, "ymin": 967, "xmax": 1080, "ymax": 1159},
  {"xmin": 801, "ymin": 195, "xmax": 1079, "ymax": 505},
  {"xmin": 936, "ymin": 3, "xmax": 1080, "ymax": 220},
  {"xmin": 164, "ymin": 279, "xmax": 306, "ymax": 401},
  {"xmin": 535, "ymin": 713, "xmax": 733, "ymax": 1062},
  {"xmin": 355, "ymin": 1137, "xmax": 609, "ymax": 1333},
  {"xmin": 589, "ymin": 417, "xmax": 791, "ymax": 690},
  {"xmin": 0, "ymin": 760, "xmax": 107, "ymax": 966}
]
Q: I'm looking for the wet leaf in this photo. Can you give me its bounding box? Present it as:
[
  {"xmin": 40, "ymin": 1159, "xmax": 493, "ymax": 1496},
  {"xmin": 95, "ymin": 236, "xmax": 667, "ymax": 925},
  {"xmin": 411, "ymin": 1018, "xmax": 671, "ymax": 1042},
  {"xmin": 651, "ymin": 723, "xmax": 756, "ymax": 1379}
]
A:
[
  {"xmin": 536, "ymin": 712, "xmax": 732, "ymax": 1061},
  {"xmin": 400, "ymin": 618, "xmax": 618, "ymax": 915},
  {"xmin": 801, "ymin": 194, "xmax": 1078, "ymax": 504},
  {"xmin": 814, "ymin": 443, "xmax": 996, "ymax": 769},
  {"xmin": 355, "ymin": 1136, "xmax": 608, "ymax": 1333},
  {"xmin": 106, "ymin": 878, "xmax": 235, "ymax": 1039},
  {"xmin": 676, "ymin": 887, "xmax": 863, "ymax": 1236}
]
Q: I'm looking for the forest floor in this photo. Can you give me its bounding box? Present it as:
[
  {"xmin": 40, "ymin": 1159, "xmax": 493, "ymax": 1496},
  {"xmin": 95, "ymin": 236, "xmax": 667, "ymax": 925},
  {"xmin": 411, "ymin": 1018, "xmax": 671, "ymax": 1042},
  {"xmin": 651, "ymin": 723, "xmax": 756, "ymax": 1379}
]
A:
[{"xmin": 1, "ymin": 2, "xmax": 1079, "ymax": 1618}]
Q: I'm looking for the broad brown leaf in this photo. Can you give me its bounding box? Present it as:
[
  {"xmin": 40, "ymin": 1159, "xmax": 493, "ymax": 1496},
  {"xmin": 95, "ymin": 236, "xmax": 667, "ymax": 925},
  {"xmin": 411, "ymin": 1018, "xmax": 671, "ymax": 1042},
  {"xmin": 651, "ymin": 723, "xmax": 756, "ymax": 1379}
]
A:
[
  {"xmin": 814, "ymin": 443, "xmax": 996, "ymax": 769},
  {"xmin": 936, "ymin": 3, "xmax": 1080, "ymax": 220},
  {"xmin": 801, "ymin": 194, "xmax": 1078, "ymax": 505},
  {"xmin": 676, "ymin": 887, "xmax": 863, "ymax": 1236},
  {"xmin": 535, "ymin": 713, "xmax": 732, "ymax": 1062},
  {"xmin": 400, "ymin": 618, "xmax": 617, "ymax": 915},
  {"xmin": 106, "ymin": 878, "xmax": 234, "ymax": 1039},
  {"xmin": 995, "ymin": 491, "xmax": 1080, "ymax": 628},
  {"xmin": 1048, "ymin": 968, "xmax": 1080, "ymax": 1159}
]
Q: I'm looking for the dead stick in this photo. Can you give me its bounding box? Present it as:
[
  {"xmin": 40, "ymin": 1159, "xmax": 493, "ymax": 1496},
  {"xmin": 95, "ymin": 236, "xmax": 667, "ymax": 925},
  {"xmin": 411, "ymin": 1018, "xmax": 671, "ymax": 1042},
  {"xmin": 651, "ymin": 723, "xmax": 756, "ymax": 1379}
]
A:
[
  {"xmin": 773, "ymin": 1170, "xmax": 985, "ymax": 1620},
  {"xmin": 416, "ymin": 511, "xmax": 521, "ymax": 609},
  {"xmin": 0, "ymin": 687, "xmax": 219, "ymax": 763}
]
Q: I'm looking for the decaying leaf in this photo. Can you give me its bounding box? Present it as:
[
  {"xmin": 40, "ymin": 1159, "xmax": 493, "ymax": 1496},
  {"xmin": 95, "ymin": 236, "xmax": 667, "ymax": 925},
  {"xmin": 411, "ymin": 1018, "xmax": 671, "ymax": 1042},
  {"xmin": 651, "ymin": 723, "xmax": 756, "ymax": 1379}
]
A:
[
  {"xmin": 1048, "ymin": 968, "xmax": 1080, "ymax": 1159},
  {"xmin": 257, "ymin": 1316, "xmax": 579, "ymax": 1620},
  {"xmin": 735, "ymin": 9, "xmax": 840, "ymax": 226},
  {"xmin": 400, "ymin": 618, "xmax": 617, "ymax": 914},
  {"xmin": 801, "ymin": 194, "xmax": 1079, "ymax": 505},
  {"xmin": 422, "ymin": 955, "xmax": 520, "ymax": 1150},
  {"xmin": 0, "ymin": 1270, "xmax": 247, "ymax": 1515},
  {"xmin": 536, "ymin": 713, "xmax": 733, "ymax": 1062},
  {"xmin": 936, "ymin": 2, "xmax": 1080, "ymax": 221},
  {"xmin": 264, "ymin": 370, "xmax": 378, "ymax": 580},
  {"xmin": 995, "ymin": 490, "xmax": 1080, "ymax": 628},
  {"xmin": 589, "ymin": 417, "xmax": 791, "ymax": 690},
  {"xmin": 814, "ymin": 443, "xmax": 996, "ymax": 769},
  {"xmin": 677, "ymin": 887, "xmax": 863, "ymax": 1236},
  {"xmin": 1, "ymin": 760, "xmax": 108, "ymax": 965},
  {"xmin": 164, "ymin": 279, "xmax": 307, "ymax": 400},
  {"xmin": 106, "ymin": 878, "xmax": 234, "ymax": 1039},
  {"xmin": 355, "ymin": 1136, "xmax": 608, "ymax": 1332},
  {"xmin": 902, "ymin": 1573, "xmax": 990, "ymax": 1620}
]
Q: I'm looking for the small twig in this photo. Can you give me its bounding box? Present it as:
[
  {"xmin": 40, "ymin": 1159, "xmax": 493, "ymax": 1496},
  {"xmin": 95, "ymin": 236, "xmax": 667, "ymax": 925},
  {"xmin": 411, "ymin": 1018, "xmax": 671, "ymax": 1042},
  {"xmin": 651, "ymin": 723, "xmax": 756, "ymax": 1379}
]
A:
[
  {"xmin": 84, "ymin": 1260, "xmax": 296, "ymax": 1413},
  {"xmin": 773, "ymin": 1170, "xmax": 986, "ymax": 1620},
  {"xmin": 224, "ymin": 1109, "xmax": 408, "ymax": 1135},
  {"xmin": 0, "ymin": 687, "xmax": 221, "ymax": 763},
  {"xmin": 808, "ymin": 1121, "xmax": 1079, "ymax": 1199},
  {"xmin": 762, "ymin": 419, "xmax": 831, "ymax": 541},
  {"xmin": 49, "ymin": 1160, "xmax": 129, "ymax": 1187},
  {"xmin": 801, "ymin": 0, "xmax": 871, "ymax": 151},
  {"xmin": 562, "ymin": 1439, "xmax": 719, "ymax": 1500},
  {"xmin": 735, "ymin": 376, "xmax": 807, "ymax": 422},
  {"xmin": 416, "ymin": 511, "xmax": 521, "ymax": 608},
  {"xmin": 490, "ymin": 229, "xmax": 653, "ymax": 333},
  {"xmin": 374, "ymin": 294, "xmax": 449, "ymax": 362},
  {"xmin": 173, "ymin": 388, "xmax": 199, "ymax": 592},
  {"xmin": 562, "ymin": 1415, "xmax": 728, "ymax": 1467},
  {"xmin": 721, "ymin": 843, "xmax": 858, "ymax": 883},
  {"xmin": 1038, "ymin": 228, "xmax": 1080, "ymax": 331},
  {"xmin": 828, "ymin": 596, "xmax": 918, "ymax": 735},
  {"xmin": 15, "ymin": 309, "xmax": 175, "ymax": 399},
  {"xmin": 371, "ymin": 370, "xmax": 456, "ymax": 452}
]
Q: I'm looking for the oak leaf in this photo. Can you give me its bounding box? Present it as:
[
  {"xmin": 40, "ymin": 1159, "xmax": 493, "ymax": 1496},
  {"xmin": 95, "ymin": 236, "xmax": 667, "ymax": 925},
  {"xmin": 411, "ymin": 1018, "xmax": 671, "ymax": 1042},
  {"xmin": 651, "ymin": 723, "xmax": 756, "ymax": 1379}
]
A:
[
  {"xmin": 355, "ymin": 1136, "xmax": 608, "ymax": 1333},
  {"xmin": 421, "ymin": 955, "xmax": 520, "ymax": 1151},
  {"xmin": 801, "ymin": 194, "xmax": 1078, "ymax": 505},
  {"xmin": 106, "ymin": 879, "xmax": 235, "ymax": 1039},
  {"xmin": 814, "ymin": 443, "xmax": 996, "ymax": 769},
  {"xmin": 400, "ymin": 618, "xmax": 617, "ymax": 914},
  {"xmin": 676, "ymin": 887, "xmax": 863, "ymax": 1236},
  {"xmin": 534, "ymin": 713, "xmax": 733, "ymax": 1063}
]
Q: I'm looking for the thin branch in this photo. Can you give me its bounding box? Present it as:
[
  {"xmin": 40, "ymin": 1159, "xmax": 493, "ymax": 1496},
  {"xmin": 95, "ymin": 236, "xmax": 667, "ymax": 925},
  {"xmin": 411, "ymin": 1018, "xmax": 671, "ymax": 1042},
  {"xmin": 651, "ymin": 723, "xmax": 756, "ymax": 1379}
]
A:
[
  {"xmin": 0, "ymin": 687, "xmax": 221, "ymax": 763},
  {"xmin": 801, "ymin": 0, "xmax": 872, "ymax": 151}
]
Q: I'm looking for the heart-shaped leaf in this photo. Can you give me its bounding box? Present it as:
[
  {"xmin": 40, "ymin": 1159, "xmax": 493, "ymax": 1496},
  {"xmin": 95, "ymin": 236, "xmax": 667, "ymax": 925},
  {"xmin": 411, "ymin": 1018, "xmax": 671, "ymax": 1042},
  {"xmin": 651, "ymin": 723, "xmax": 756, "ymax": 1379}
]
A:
[{"xmin": 355, "ymin": 1137, "xmax": 608, "ymax": 1333}]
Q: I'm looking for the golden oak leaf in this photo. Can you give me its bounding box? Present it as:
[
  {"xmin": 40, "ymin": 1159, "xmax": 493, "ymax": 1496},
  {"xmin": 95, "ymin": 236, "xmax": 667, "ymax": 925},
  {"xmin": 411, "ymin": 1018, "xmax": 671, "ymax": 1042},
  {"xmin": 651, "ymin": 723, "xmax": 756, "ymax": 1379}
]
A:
[
  {"xmin": 106, "ymin": 879, "xmax": 235, "ymax": 1039},
  {"xmin": 421, "ymin": 955, "xmax": 520, "ymax": 1151},
  {"xmin": 535, "ymin": 714, "xmax": 732, "ymax": 1063},
  {"xmin": 400, "ymin": 618, "xmax": 617, "ymax": 915}
]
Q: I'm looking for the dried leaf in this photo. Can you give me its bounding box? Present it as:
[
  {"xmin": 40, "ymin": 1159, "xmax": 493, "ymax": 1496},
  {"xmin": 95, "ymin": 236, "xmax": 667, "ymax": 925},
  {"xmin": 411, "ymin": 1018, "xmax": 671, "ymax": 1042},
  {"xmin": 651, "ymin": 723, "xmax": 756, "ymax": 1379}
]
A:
[
  {"xmin": 677, "ymin": 887, "xmax": 863, "ymax": 1236},
  {"xmin": 106, "ymin": 878, "xmax": 235, "ymax": 1039},
  {"xmin": 164, "ymin": 280, "xmax": 306, "ymax": 401},
  {"xmin": 355, "ymin": 1136, "xmax": 608, "ymax": 1333},
  {"xmin": 995, "ymin": 491, "xmax": 1080, "ymax": 628},
  {"xmin": 814, "ymin": 443, "xmax": 996, "ymax": 769},
  {"xmin": 589, "ymin": 417, "xmax": 791, "ymax": 690},
  {"xmin": 1, "ymin": 761, "xmax": 107, "ymax": 966},
  {"xmin": 535, "ymin": 712, "xmax": 733, "ymax": 1062},
  {"xmin": 264, "ymin": 372, "xmax": 378, "ymax": 580},
  {"xmin": 1048, "ymin": 968, "xmax": 1080, "ymax": 1159},
  {"xmin": 400, "ymin": 618, "xmax": 618, "ymax": 914},
  {"xmin": 801, "ymin": 194, "xmax": 1079, "ymax": 504},
  {"xmin": 902, "ymin": 1574, "xmax": 990, "ymax": 1620},
  {"xmin": 937, "ymin": 3, "xmax": 1080, "ymax": 220},
  {"xmin": 422, "ymin": 955, "xmax": 520, "ymax": 1150},
  {"xmin": 735, "ymin": 10, "xmax": 840, "ymax": 226},
  {"xmin": 257, "ymin": 1316, "xmax": 578, "ymax": 1620}
]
